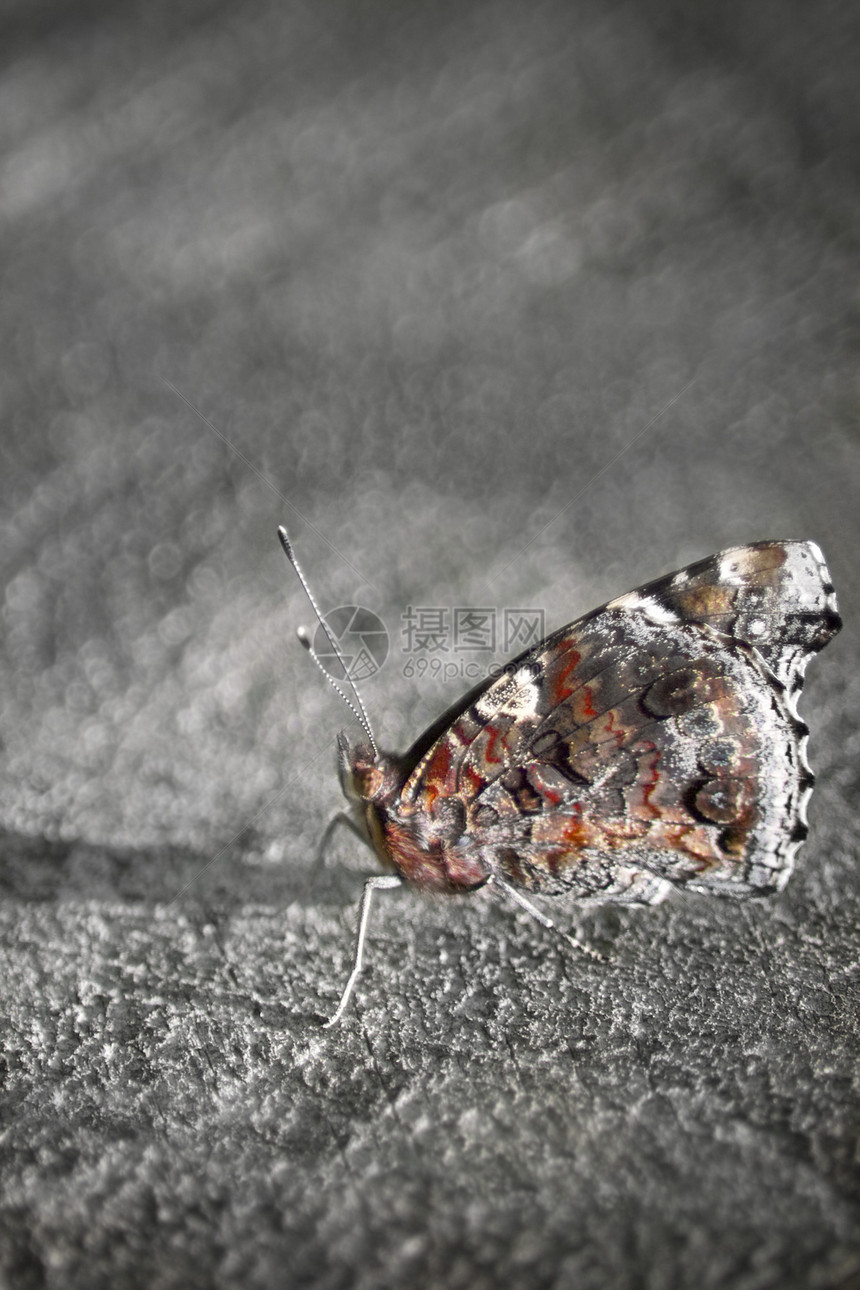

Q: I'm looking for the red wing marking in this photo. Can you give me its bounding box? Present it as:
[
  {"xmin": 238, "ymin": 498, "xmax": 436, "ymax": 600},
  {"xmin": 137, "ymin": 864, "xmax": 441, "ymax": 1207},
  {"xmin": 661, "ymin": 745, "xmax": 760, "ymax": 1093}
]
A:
[{"xmin": 550, "ymin": 648, "xmax": 582, "ymax": 707}]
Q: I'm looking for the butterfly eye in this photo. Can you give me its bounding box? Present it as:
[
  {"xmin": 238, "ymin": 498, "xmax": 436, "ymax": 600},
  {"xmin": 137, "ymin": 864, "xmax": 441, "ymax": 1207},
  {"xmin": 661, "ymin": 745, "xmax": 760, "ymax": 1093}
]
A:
[{"xmin": 351, "ymin": 763, "xmax": 386, "ymax": 802}]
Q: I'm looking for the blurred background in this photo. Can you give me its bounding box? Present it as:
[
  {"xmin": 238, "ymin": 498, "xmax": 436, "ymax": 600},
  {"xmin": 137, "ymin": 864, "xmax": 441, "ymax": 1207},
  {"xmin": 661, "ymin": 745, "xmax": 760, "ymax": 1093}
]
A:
[{"xmin": 1, "ymin": 2, "xmax": 858, "ymax": 1287}]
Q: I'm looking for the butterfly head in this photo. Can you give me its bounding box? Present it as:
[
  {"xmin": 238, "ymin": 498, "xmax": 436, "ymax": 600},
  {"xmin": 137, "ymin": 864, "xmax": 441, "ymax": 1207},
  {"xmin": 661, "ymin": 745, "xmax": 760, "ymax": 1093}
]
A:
[{"xmin": 337, "ymin": 730, "xmax": 400, "ymax": 804}]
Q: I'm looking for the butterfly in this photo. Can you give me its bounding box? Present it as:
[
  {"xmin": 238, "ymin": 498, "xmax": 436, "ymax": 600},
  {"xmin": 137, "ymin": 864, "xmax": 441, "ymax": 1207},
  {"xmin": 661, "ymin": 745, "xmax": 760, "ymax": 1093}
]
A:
[{"xmin": 280, "ymin": 531, "xmax": 841, "ymax": 1025}]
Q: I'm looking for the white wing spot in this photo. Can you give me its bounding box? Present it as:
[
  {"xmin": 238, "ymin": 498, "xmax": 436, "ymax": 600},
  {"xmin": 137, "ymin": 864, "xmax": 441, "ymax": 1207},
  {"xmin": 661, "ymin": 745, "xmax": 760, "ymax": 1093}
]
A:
[
  {"xmin": 607, "ymin": 591, "xmax": 679, "ymax": 624},
  {"xmin": 719, "ymin": 553, "xmax": 744, "ymax": 583},
  {"xmin": 637, "ymin": 595, "xmax": 679, "ymax": 625},
  {"xmin": 607, "ymin": 590, "xmax": 643, "ymax": 611}
]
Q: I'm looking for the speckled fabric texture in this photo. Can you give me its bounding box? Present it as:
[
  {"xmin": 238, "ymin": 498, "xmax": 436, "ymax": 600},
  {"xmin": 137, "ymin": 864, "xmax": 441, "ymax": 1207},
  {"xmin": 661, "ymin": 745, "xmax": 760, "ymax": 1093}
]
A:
[{"xmin": 1, "ymin": 2, "xmax": 858, "ymax": 1288}]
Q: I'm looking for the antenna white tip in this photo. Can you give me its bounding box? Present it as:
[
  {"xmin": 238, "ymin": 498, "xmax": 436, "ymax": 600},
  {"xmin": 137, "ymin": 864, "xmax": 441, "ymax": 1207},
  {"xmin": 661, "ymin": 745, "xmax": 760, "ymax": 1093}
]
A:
[{"xmin": 296, "ymin": 625, "xmax": 312, "ymax": 650}]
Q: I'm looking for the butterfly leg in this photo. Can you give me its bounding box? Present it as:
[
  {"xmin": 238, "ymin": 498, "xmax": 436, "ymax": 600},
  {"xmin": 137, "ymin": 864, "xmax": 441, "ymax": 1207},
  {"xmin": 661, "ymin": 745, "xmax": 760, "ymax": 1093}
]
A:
[
  {"xmin": 322, "ymin": 873, "xmax": 403, "ymax": 1028},
  {"xmin": 316, "ymin": 811, "xmax": 367, "ymax": 867},
  {"xmin": 296, "ymin": 811, "xmax": 368, "ymax": 906},
  {"xmin": 490, "ymin": 876, "xmax": 605, "ymax": 962}
]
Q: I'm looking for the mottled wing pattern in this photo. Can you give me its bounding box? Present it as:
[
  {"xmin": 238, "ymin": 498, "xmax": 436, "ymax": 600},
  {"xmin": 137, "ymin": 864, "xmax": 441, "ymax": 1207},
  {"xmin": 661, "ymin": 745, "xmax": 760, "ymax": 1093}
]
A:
[
  {"xmin": 622, "ymin": 541, "xmax": 841, "ymax": 694},
  {"xmin": 399, "ymin": 541, "xmax": 840, "ymax": 905}
]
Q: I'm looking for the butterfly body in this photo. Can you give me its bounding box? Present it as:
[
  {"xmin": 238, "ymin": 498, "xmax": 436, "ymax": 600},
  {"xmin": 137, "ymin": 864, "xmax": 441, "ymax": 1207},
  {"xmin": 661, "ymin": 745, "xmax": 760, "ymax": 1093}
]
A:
[{"xmin": 341, "ymin": 540, "xmax": 840, "ymax": 909}]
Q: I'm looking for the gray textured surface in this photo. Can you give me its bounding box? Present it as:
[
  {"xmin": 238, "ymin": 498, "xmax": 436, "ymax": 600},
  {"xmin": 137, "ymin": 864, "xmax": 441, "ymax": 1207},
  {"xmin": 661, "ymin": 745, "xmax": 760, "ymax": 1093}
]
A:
[{"xmin": 1, "ymin": 2, "xmax": 859, "ymax": 1287}]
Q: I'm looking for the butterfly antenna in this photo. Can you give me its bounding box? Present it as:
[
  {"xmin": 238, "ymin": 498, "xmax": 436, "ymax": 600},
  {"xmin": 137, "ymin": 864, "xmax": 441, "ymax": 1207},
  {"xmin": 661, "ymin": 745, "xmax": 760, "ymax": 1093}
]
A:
[
  {"xmin": 277, "ymin": 525, "xmax": 379, "ymax": 758},
  {"xmin": 296, "ymin": 626, "xmax": 379, "ymax": 754}
]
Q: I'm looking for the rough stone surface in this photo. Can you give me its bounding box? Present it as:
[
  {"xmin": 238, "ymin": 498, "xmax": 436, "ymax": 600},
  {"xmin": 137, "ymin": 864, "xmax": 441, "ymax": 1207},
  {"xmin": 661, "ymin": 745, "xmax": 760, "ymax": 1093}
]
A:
[{"xmin": 1, "ymin": 2, "xmax": 858, "ymax": 1288}]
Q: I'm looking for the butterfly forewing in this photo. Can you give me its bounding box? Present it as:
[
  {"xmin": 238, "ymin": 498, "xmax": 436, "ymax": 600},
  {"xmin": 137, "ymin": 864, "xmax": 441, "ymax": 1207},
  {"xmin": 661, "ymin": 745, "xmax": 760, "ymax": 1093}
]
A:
[{"xmin": 622, "ymin": 540, "xmax": 841, "ymax": 689}]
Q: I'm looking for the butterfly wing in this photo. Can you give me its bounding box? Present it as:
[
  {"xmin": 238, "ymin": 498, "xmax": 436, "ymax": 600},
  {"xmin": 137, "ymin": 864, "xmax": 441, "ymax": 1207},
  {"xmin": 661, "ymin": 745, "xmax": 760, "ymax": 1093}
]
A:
[
  {"xmin": 397, "ymin": 541, "xmax": 840, "ymax": 904},
  {"xmin": 617, "ymin": 540, "xmax": 841, "ymax": 692}
]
